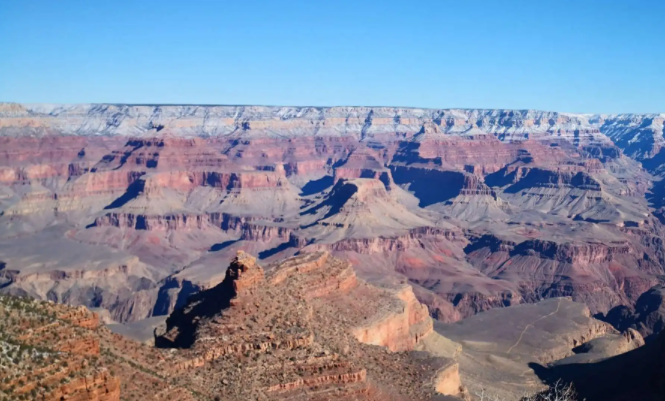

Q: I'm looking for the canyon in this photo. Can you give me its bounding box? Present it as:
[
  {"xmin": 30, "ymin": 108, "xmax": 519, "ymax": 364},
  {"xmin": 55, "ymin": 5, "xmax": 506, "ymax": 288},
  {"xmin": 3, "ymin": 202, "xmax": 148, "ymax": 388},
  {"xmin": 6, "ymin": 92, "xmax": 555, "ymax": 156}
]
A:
[
  {"xmin": 1, "ymin": 103, "xmax": 664, "ymax": 328},
  {"xmin": 2, "ymin": 252, "xmax": 467, "ymax": 400},
  {"xmin": 2, "ymin": 104, "xmax": 665, "ymax": 400},
  {"xmin": 3, "ymin": 252, "xmax": 659, "ymax": 400},
  {"xmin": 155, "ymin": 251, "xmax": 464, "ymax": 400}
]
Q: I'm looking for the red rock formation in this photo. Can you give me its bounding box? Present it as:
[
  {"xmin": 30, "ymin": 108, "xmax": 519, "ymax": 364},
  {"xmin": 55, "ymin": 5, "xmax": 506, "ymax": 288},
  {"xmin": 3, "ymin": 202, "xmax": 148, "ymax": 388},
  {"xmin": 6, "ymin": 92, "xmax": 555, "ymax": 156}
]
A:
[
  {"xmin": 240, "ymin": 223, "xmax": 293, "ymax": 241},
  {"xmin": 0, "ymin": 296, "xmax": 121, "ymax": 401},
  {"xmin": 0, "ymin": 104, "xmax": 661, "ymax": 330},
  {"xmin": 351, "ymin": 285, "xmax": 433, "ymax": 351},
  {"xmin": 38, "ymin": 372, "xmax": 120, "ymax": 401},
  {"xmin": 226, "ymin": 251, "xmax": 265, "ymax": 293},
  {"xmin": 466, "ymin": 235, "xmax": 662, "ymax": 315},
  {"xmin": 154, "ymin": 252, "xmax": 461, "ymax": 400},
  {"xmin": 94, "ymin": 136, "xmax": 229, "ymax": 171},
  {"xmin": 94, "ymin": 212, "xmax": 210, "ymax": 230},
  {"xmin": 57, "ymin": 306, "xmax": 101, "ymax": 329}
]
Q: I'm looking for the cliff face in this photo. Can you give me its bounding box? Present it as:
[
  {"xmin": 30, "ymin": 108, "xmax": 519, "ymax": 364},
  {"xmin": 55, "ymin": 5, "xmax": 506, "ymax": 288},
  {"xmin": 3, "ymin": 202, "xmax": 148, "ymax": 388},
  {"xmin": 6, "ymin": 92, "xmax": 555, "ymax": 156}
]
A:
[
  {"xmin": 464, "ymin": 233, "xmax": 662, "ymax": 316},
  {"xmin": 94, "ymin": 212, "xmax": 210, "ymax": 230},
  {"xmin": 0, "ymin": 104, "xmax": 653, "ymax": 144},
  {"xmin": 155, "ymin": 251, "xmax": 464, "ymax": 400},
  {"xmin": 0, "ymin": 102, "xmax": 664, "ymax": 329},
  {"xmin": 351, "ymin": 285, "xmax": 433, "ymax": 351}
]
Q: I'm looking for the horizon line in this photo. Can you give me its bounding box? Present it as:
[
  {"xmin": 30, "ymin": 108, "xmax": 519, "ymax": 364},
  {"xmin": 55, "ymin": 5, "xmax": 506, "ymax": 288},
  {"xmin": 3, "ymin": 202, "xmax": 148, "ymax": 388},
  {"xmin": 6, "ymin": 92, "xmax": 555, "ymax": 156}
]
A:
[{"xmin": 1, "ymin": 101, "xmax": 663, "ymax": 116}]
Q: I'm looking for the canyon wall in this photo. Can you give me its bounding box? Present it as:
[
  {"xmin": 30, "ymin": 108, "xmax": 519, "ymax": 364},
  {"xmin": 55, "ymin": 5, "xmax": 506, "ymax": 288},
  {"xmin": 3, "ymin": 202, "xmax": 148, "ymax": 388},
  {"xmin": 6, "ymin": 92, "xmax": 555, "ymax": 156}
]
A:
[{"xmin": 0, "ymin": 103, "xmax": 663, "ymax": 331}]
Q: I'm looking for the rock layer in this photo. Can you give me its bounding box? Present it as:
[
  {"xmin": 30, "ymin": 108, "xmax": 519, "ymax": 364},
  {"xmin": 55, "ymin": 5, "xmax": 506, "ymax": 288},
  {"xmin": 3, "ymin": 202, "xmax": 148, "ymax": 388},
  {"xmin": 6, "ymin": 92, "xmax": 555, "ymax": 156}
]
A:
[
  {"xmin": 0, "ymin": 103, "xmax": 664, "ymax": 326},
  {"xmin": 156, "ymin": 251, "xmax": 465, "ymax": 400}
]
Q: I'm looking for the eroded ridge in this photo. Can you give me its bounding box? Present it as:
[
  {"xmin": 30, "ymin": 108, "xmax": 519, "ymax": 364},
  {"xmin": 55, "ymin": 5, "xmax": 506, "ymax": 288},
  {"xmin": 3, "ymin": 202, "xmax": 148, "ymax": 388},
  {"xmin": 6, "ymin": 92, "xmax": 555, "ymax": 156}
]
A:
[
  {"xmin": 155, "ymin": 251, "xmax": 466, "ymax": 400},
  {"xmin": 0, "ymin": 294, "xmax": 223, "ymax": 400},
  {"xmin": 0, "ymin": 296, "xmax": 120, "ymax": 401}
]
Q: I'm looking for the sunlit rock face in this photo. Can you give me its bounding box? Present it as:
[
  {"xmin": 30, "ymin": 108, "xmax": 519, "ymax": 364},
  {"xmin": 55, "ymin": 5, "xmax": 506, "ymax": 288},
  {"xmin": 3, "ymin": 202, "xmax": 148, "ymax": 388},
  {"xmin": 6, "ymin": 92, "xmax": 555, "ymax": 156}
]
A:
[
  {"xmin": 1, "ymin": 103, "xmax": 664, "ymax": 329},
  {"xmin": 154, "ymin": 251, "xmax": 464, "ymax": 400}
]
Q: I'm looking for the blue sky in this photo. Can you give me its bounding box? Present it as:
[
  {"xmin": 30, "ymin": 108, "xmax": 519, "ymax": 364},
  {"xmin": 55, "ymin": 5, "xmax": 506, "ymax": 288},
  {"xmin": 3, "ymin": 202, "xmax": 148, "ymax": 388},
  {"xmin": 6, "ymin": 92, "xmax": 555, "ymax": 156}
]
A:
[{"xmin": 1, "ymin": 0, "xmax": 664, "ymax": 113}]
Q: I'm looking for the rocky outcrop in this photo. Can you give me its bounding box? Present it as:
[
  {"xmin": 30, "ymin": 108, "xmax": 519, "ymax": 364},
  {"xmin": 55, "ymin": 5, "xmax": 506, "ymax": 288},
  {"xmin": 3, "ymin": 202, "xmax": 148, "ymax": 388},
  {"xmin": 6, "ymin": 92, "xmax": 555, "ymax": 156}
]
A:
[
  {"xmin": 40, "ymin": 372, "xmax": 120, "ymax": 401},
  {"xmin": 603, "ymin": 284, "xmax": 665, "ymax": 340},
  {"xmin": 298, "ymin": 178, "xmax": 433, "ymax": 237},
  {"xmin": 226, "ymin": 251, "xmax": 265, "ymax": 293},
  {"xmin": 215, "ymin": 212, "xmax": 275, "ymax": 231},
  {"xmin": 512, "ymin": 239, "xmax": 631, "ymax": 264},
  {"xmin": 332, "ymin": 148, "xmax": 388, "ymax": 183},
  {"xmin": 351, "ymin": 285, "xmax": 433, "ymax": 351},
  {"xmin": 0, "ymin": 296, "xmax": 121, "ymax": 401},
  {"xmin": 154, "ymin": 252, "xmax": 459, "ymax": 400},
  {"xmin": 308, "ymin": 226, "xmax": 461, "ymax": 254},
  {"xmin": 500, "ymin": 168, "xmax": 602, "ymax": 191},
  {"xmin": 459, "ymin": 174, "xmax": 497, "ymax": 197},
  {"xmin": 465, "ymin": 235, "xmax": 662, "ymax": 315},
  {"xmin": 433, "ymin": 361, "xmax": 463, "ymax": 396},
  {"xmin": 94, "ymin": 212, "xmax": 210, "ymax": 230},
  {"xmin": 445, "ymin": 291, "xmax": 522, "ymax": 318},
  {"xmin": 156, "ymin": 252, "xmax": 269, "ymax": 349},
  {"xmin": 240, "ymin": 223, "xmax": 293, "ymax": 242}
]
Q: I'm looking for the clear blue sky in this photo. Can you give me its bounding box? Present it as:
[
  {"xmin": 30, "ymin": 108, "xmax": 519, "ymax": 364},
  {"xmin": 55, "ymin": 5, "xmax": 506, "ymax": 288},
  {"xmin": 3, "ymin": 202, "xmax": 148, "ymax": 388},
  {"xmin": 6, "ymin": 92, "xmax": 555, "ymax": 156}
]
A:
[{"xmin": 1, "ymin": 1, "xmax": 664, "ymax": 113}]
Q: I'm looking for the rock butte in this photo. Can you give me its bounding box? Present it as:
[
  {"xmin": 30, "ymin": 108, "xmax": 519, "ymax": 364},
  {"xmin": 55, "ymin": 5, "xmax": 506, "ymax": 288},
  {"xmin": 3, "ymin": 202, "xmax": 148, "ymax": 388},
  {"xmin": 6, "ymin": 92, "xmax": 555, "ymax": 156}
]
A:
[
  {"xmin": 155, "ymin": 251, "xmax": 464, "ymax": 400},
  {"xmin": 1, "ymin": 252, "xmax": 470, "ymax": 400}
]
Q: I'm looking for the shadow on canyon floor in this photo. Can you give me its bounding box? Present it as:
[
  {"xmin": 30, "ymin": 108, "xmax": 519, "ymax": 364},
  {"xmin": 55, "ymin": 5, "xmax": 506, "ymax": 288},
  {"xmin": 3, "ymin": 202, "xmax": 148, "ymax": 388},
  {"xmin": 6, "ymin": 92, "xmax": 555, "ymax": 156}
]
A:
[
  {"xmin": 528, "ymin": 333, "xmax": 664, "ymax": 401},
  {"xmin": 300, "ymin": 175, "xmax": 333, "ymax": 196},
  {"xmin": 209, "ymin": 239, "xmax": 240, "ymax": 252}
]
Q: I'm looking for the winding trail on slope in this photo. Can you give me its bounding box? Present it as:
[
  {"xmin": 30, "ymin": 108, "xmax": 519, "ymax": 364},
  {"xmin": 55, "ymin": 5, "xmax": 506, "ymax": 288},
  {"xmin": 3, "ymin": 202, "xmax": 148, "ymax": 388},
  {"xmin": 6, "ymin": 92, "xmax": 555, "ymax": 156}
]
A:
[{"xmin": 506, "ymin": 298, "xmax": 562, "ymax": 354}]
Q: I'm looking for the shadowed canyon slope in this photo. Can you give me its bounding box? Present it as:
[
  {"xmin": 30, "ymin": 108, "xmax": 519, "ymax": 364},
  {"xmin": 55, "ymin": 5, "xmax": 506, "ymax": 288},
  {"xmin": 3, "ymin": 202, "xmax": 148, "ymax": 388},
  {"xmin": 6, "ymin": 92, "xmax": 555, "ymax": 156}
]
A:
[{"xmin": 1, "ymin": 103, "xmax": 665, "ymax": 329}]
